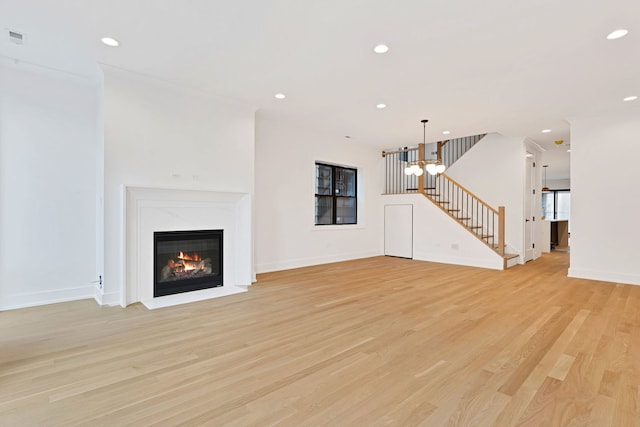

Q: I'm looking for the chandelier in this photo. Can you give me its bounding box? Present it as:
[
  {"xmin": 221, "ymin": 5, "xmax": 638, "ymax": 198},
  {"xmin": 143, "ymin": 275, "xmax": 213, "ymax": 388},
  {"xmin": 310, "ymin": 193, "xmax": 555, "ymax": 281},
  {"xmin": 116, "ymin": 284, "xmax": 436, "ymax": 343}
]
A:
[{"xmin": 404, "ymin": 119, "xmax": 446, "ymax": 176}]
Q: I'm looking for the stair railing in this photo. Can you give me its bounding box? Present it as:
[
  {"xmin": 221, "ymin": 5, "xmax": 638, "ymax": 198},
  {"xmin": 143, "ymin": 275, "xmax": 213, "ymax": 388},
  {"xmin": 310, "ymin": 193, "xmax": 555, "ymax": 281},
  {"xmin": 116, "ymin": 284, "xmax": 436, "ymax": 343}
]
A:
[
  {"xmin": 426, "ymin": 173, "xmax": 505, "ymax": 256},
  {"xmin": 439, "ymin": 134, "xmax": 486, "ymax": 168},
  {"xmin": 382, "ymin": 133, "xmax": 487, "ymax": 194},
  {"xmin": 382, "ymin": 145, "xmax": 422, "ymax": 194}
]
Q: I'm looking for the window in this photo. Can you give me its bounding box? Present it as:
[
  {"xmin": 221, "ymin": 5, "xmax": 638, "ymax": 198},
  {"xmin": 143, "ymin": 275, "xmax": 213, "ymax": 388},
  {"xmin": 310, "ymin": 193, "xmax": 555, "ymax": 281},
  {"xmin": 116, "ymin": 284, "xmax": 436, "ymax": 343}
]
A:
[
  {"xmin": 542, "ymin": 190, "xmax": 570, "ymax": 220},
  {"xmin": 315, "ymin": 163, "xmax": 357, "ymax": 225}
]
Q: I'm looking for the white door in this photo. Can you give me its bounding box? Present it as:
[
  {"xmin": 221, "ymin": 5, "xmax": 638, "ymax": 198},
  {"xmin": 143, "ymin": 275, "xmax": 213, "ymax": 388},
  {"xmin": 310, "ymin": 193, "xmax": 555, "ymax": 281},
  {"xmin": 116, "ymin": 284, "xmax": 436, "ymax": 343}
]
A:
[
  {"xmin": 384, "ymin": 205, "xmax": 413, "ymax": 258},
  {"xmin": 524, "ymin": 156, "xmax": 535, "ymax": 261}
]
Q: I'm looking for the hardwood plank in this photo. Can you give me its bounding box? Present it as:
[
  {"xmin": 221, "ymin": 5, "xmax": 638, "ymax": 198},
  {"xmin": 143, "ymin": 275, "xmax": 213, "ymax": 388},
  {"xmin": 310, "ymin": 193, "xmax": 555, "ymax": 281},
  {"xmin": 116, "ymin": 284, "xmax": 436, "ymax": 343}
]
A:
[
  {"xmin": 549, "ymin": 354, "xmax": 577, "ymax": 381},
  {"xmin": 1, "ymin": 253, "xmax": 640, "ymax": 425}
]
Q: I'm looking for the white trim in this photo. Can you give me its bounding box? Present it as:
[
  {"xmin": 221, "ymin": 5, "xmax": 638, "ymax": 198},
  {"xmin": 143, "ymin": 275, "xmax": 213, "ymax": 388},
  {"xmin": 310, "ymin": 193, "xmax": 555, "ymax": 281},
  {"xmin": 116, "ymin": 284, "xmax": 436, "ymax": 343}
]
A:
[
  {"xmin": 0, "ymin": 286, "xmax": 94, "ymax": 311},
  {"xmin": 568, "ymin": 268, "xmax": 640, "ymax": 286},
  {"xmin": 524, "ymin": 137, "xmax": 546, "ymax": 153},
  {"xmin": 120, "ymin": 185, "xmax": 128, "ymax": 307},
  {"xmin": 94, "ymin": 289, "xmax": 121, "ymax": 306},
  {"xmin": 255, "ymin": 251, "xmax": 380, "ymax": 274},
  {"xmin": 412, "ymin": 251, "xmax": 503, "ymax": 270},
  {"xmin": 312, "ymin": 224, "xmax": 366, "ymax": 231},
  {"xmin": 0, "ymin": 54, "xmax": 100, "ymax": 83}
]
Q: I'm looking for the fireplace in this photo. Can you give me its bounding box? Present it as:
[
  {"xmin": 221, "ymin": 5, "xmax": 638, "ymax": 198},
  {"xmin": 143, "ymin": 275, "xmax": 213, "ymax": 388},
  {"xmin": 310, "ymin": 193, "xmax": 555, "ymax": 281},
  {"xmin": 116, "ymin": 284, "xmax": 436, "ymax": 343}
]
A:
[{"xmin": 154, "ymin": 229, "xmax": 223, "ymax": 297}]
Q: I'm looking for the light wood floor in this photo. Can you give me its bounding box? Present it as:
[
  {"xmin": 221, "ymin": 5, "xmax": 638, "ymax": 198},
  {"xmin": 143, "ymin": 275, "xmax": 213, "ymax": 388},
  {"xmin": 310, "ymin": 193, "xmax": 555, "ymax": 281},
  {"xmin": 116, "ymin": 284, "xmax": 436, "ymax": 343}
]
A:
[{"xmin": 2, "ymin": 253, "xmax": 639, "ymax": 426}]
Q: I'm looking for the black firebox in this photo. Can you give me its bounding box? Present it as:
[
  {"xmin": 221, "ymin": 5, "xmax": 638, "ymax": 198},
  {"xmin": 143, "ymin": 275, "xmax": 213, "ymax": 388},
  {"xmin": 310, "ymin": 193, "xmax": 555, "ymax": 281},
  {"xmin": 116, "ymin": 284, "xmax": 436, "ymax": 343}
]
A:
[{"xmin": 153, "ymin": 229, "xmax": 223, "ymax": 297}]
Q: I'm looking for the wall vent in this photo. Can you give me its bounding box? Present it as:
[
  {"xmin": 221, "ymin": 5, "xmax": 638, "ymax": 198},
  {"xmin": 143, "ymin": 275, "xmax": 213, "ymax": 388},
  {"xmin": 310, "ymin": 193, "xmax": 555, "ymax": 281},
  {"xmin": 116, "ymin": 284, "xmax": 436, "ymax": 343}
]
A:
[{"xmin": 8, "ymin": 30, "xmax": 24, "ymax": 45}]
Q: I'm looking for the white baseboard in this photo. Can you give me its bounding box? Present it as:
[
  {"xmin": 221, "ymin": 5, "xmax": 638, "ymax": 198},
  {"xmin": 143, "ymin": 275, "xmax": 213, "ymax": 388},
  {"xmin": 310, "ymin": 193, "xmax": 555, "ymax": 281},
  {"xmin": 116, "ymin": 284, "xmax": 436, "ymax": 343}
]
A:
[
  {"xmin": 413, "ymin": 251, "xmax": 503, "ymax": 270},
  {"xmin": 568, "ymin": 268, "xmax": 640, "ymax": 286},
  {"xmin": 506, "ymin": 256, "xmax": 521, "ymax": 268},
  {"xmin": 93, "ymin": 290, "xmax": 122, "ymax": 307},
  {"xmin": 0, "ymin": 285, "xmax": 94, "ymax": 311},
  {"xmin": 255, "ymin": 251, "xmax": 382, "ymax": 274}
]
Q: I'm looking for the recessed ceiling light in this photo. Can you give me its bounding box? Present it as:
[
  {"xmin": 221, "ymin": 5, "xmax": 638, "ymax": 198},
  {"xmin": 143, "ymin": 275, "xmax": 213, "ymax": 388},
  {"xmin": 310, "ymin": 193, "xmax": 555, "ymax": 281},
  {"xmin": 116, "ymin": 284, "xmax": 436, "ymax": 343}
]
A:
[
  {"xmin": 525, "ymin": 153, "xmax": 533, "ymax": 158},
  {"xmin": 376, "ymin": 103, "xmax": 387, "ymax": 109},
  {"xmin": 607, "ymin": 29, "xmax": 629, "ymax": 40},
  {"xmin": 567, "ymin": 149, "xmax": 572, "ymax": 153},
  {"xmin": 100, "ymin": 37, "xmax": 119, "ymax": 47},
  {"xmin": 373, "ymin": 44, "xmax": 389, "ymax": 54},
  {"xmin": 274, "ymin": 93, "xmax": 286, "ymax": 99},
  {"xmin": 623, "ymin": 95, "xmax": 638, "ymax": 101},
  {"xmin": 442, "ymin": 130, "xmax": 451, "ymax": 135},
  {"xmin": 541, "ymin": 129, "xmax": 551, "ymax": 133}
]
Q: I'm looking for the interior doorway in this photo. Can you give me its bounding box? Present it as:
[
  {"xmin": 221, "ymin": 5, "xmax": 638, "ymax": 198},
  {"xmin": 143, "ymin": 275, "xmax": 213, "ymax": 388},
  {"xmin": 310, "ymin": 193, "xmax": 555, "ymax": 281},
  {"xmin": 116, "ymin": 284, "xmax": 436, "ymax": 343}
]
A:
[
  {"xmin": 524, "ymin": 155, "xmax": 535, "ymax": 262},
  {"xmin": 384, "ymin": 205, "xmax": 413, "ymax": 258}
]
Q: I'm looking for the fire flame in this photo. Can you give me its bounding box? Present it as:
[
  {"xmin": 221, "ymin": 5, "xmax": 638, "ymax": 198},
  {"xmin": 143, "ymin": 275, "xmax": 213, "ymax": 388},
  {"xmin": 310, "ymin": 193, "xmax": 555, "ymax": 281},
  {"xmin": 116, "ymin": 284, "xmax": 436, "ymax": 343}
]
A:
[
  {"xmin": 170, "ymin": 250, "xmax": 204, "ymax": 272},
  {"xmin": 177, "ymin": 251, "xmax": 202, "ymax": 262}
]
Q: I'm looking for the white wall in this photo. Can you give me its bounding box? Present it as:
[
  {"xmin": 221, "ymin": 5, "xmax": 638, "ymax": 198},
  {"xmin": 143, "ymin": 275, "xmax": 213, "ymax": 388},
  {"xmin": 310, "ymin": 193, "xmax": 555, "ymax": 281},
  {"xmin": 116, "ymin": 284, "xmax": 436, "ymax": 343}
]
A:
[
  {"xmin": 383, "ymin": 195, "xmax": 503, "ymax": 270},
  {"xmin": 0, "ymin": 62, "xmax": 100, "ymax": 310},
  {"xmin": 445, "ymin": 133, "xmax": 526, "ymax": 259},
  {"xmin": 569, "ymin": 108, "xmax": 640, "ymax": 285},
  {"xmin": 546, "ymin": 179, "xmax": 570, "ymax": 190},
  {"xmin": 254, "ymin": 113, "xmax": 384, "ymax": 273},
  {"xmin": 102, "ymin": 67, "xmax": 255, "ymax": 305}
]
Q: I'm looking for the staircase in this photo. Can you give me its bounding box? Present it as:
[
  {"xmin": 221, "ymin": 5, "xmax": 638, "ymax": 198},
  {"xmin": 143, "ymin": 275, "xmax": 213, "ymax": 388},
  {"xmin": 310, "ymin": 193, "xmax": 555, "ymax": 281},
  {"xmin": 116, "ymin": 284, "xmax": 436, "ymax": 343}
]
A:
[
  {"xmin": 382, "ymin": 133, "xmax": 518, "ymax": 269},
  {"xmin": 423, "ymin": 172, "xmax": 518, "ymax": 269}
]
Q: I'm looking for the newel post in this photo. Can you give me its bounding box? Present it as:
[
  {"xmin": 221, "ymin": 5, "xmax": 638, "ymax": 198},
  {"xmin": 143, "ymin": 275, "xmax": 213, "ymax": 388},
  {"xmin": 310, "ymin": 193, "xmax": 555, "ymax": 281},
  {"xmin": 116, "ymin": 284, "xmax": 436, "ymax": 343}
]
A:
[
  {"xmin": 498, "ymin": 206, "xmax": 505, "ymax": 256},
  {"xmin": 418, "ymin": 143, "xmax": 425, "ymax": 192}
]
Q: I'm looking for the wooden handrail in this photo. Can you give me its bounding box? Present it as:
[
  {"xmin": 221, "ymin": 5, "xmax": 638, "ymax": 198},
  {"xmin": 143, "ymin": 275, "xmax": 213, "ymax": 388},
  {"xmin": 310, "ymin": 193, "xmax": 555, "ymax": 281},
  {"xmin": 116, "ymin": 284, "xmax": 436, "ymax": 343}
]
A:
[
  {"xmin": 498, "ymin": 206, "xmax": 505, "ymax": 256},
  {"xmin": 440, "ymin": 173, "xmax": 499, "ymax": 214},
  {"xmin": 381, "ymin": 147, "xmax": 419, "ymax": 157}
]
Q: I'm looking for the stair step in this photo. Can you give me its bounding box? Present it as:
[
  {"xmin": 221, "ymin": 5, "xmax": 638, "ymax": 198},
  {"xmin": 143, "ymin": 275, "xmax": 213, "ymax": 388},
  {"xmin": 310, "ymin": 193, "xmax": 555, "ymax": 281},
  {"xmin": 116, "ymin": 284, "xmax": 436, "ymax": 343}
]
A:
[
  {"xmin": 479, "ymin": 234, "xmax": 494, "ymax": 239},
  {"xmin": 426, "ymin": 193, "xmax": 441, "ymax": 197},
  {"xmin": 425, "ymin": 187, "xmax": 436, "ymax": 190},
  {"xmin": 456, "ymin": 217, "xmax": 471, "ymax": 221},
  {"xmin": 447, "ymin": 209, "xmax": 460, "ymax": 212},
  {"xmin": 438, "ymin": 201, "xmax": 450, "ymax": 204},
  {"xmin": 503, "ymin": 253, "xmax": 519, "ymax": 260},
  {"xmin": 468, "ymin": 225, "xmax": 482, "ymax": 229}
]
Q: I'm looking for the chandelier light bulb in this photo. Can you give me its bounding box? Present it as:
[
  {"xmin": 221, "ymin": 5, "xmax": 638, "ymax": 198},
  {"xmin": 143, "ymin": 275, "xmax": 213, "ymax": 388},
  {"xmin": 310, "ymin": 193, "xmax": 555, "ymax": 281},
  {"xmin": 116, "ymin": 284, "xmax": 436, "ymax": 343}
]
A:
[
  {"xmin": 426, "ymin": 164, "xmax": 437, "ymax": 175},
  {"xmin": 415, "ymin": 168, "xmax": 424, "ymax": 176},
  {"xmin": 404, "ymin": 166, "xmax": 413, "ymax": 175},
  {"xmin": 435, "ymin": 164, "xmax": 446, "ymax": 174}
]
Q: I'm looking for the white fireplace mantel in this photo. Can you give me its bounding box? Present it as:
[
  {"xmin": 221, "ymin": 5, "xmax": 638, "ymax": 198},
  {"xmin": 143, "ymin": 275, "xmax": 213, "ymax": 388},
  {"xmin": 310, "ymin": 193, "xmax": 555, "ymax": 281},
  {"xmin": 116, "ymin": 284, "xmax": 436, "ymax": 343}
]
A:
[{"xmin": 123, "ymin": 186, "xmax": 252, "ymax": 308}]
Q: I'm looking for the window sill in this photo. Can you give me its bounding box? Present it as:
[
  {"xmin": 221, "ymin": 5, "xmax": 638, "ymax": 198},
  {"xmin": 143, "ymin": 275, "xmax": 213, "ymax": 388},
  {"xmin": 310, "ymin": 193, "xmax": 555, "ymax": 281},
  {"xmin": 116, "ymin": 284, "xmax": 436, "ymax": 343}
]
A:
[{"xmin": 313, "ymin": 224, "xmax": 364, "ymax": 231}]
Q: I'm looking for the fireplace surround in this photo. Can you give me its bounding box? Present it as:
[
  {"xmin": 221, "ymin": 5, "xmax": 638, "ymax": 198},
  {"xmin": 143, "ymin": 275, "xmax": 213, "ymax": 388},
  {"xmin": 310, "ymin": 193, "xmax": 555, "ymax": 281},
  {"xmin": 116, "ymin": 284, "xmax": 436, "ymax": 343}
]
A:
[
  {"xmin": 154, "ymin": 229, "xmax": 223, "ymax": 297},
  {"xmin": 123, "ymin": 186, "xmax": 252, "ymax": 308}
]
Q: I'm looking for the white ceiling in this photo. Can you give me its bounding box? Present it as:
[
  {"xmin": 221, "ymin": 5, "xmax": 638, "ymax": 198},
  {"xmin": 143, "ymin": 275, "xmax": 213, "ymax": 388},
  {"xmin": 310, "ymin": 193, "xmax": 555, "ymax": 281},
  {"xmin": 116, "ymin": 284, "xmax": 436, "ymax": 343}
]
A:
[{"xmin": 2, "ymin": 0, "xmax": 639, "ymax": 180}]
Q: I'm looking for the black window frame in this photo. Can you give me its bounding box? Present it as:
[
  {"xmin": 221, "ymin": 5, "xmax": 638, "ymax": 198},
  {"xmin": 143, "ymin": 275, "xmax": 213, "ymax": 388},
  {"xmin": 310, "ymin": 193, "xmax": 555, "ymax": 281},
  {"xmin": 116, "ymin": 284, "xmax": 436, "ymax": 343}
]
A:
[
  {"xmin": 315, "ymin": 162, "xmax": 357, "ymax": 225},
  {"xmin": 542, "ymin": 189, "xmax": 570, "ymax": 220}
]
